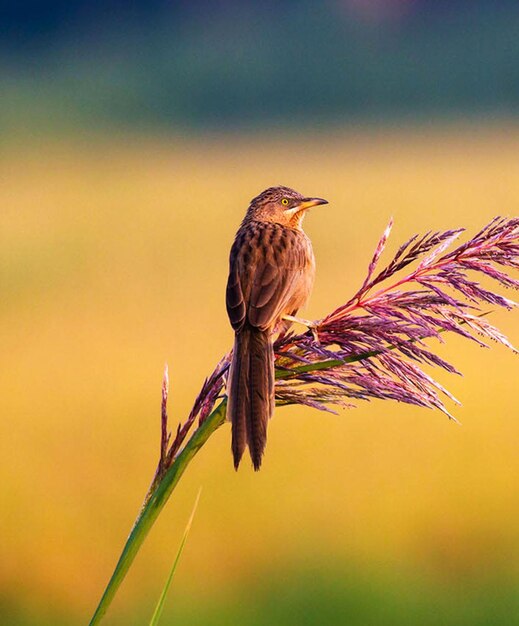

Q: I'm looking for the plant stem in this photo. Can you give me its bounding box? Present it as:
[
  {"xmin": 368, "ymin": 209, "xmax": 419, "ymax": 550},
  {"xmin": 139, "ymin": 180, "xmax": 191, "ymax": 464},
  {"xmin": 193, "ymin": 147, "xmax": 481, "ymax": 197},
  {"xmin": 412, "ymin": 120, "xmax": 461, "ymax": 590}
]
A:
[
  {"xmin": 88, "ymin": 356, "xmax": 346, "ymax": 624},
  {"xmin": 88, "ymin": 345, "xmax": 431, "ymax": 624},
  {"xmin": 88, "ymin": 400, "xmax": 227, "ymax": 625},
  {"xmin": 89, "ymin": 331, "xmax": 472, "ymax": 624}
]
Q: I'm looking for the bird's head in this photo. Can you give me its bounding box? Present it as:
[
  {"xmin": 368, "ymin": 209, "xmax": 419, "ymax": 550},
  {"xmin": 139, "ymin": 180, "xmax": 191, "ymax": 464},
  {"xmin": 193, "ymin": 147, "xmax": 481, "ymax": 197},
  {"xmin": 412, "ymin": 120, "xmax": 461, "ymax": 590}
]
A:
[{"xmin": 246, "ymin": 186, "xmax": 328, "ymax": 228}]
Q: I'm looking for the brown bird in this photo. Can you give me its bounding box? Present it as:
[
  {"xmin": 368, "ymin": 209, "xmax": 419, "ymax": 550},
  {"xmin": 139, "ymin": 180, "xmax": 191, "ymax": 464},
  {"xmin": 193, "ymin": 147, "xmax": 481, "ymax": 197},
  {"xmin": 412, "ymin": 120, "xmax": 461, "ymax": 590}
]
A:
[{"xmin": 226, "ymin": 186, "xmax": 328, "ymax": 470}]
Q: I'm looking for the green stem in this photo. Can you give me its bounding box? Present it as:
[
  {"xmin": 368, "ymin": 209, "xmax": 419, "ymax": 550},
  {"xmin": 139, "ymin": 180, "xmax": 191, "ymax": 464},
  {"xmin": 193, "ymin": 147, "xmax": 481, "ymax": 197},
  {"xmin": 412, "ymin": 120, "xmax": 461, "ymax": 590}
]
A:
[
  {"xmin": 89, "ymin": 353, "xmax": 375, "ymax": 624},
  {"xmin": 88, "ymin": 400, "xmax": 227, "ymax": 625},
  {"xmin": 275, "ymin": 351, "xmax": 379, "ymax": 379},
  {"xmin": 88, "ymin": 337, "xmax": 449, "ymax": 624},
  {"xmin": 89, "ymin": 311, "xmax": 490, "ymax": 623}
]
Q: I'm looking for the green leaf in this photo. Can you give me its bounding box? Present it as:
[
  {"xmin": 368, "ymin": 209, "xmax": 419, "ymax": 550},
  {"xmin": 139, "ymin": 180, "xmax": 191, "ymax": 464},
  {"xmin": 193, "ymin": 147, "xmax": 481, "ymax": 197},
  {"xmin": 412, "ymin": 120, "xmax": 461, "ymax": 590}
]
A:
[{"xmin": 149, "ymin": 488, "xmax": 202, "ymax": 626}]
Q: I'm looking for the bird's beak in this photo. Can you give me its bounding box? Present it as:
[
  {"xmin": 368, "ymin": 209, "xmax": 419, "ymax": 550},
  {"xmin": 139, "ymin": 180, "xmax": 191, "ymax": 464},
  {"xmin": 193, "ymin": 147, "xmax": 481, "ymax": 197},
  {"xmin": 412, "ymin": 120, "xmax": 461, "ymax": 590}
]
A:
[{"xmin": 296, "ymin": 197, "xmax": 328, "ymax": 212}]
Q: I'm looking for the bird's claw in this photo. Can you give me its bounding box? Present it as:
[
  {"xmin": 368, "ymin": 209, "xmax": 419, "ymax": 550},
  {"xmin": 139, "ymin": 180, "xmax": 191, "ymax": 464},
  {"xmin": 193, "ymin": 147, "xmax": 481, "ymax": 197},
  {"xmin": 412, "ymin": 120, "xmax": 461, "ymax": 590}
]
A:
[{"xmin": 282, "ymin": 315, "xmax": 320, "ymax": 344}]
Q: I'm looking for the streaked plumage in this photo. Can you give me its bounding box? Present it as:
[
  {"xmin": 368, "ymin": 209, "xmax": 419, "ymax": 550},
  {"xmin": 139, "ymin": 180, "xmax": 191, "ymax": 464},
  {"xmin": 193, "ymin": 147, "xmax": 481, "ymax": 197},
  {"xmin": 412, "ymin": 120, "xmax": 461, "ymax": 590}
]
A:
[{"xmin": 226, "ymin": 186, "xmax": 327, "ymax": 470}]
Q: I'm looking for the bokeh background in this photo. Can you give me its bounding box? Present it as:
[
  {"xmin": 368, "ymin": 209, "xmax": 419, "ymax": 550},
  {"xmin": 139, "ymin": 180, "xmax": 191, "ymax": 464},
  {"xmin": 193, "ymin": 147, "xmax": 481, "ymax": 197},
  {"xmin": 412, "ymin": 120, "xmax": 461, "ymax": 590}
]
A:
[{"xmin": 1, "ymin": 2, "xmax": 519, "ymax": 624}]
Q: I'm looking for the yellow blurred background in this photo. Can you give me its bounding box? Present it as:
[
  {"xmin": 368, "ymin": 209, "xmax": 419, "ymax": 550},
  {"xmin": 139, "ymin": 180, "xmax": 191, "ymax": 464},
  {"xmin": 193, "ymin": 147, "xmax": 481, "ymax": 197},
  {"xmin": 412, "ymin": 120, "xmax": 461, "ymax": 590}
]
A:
[{"xmin": 1, "ymin": 125, "xmax": 518, "ymax": 624}]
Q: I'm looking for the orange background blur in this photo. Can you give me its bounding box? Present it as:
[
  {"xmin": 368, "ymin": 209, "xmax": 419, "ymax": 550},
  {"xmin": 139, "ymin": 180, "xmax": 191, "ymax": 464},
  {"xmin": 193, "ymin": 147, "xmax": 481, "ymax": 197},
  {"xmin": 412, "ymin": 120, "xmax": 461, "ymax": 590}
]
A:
[{"xmin": 1, "ymin": 125, "xmax": 518, "ymax": 624}]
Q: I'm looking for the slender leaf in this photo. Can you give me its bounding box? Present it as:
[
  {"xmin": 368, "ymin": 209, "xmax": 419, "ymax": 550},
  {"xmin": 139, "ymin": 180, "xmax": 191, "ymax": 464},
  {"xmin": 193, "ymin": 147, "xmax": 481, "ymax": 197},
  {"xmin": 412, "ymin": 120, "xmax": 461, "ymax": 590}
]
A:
[{"xmin": 149, "ymin": 488, "xmax": 202, "ymax": 626}]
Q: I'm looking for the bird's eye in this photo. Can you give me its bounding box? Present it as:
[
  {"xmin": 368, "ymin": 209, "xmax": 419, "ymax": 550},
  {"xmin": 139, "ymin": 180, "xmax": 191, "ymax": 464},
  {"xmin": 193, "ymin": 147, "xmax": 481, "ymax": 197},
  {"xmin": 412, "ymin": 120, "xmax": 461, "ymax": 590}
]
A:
[{"xmin": 281, "ymin": 198, "xmax": 289, "ymax": 206}]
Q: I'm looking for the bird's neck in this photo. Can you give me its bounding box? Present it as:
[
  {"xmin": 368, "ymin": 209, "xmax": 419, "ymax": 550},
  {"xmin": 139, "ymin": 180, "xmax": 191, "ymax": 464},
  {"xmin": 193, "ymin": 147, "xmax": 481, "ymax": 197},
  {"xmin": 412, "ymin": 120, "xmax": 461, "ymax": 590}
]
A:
[
  {"xmin": 288, "ymin": 211, "xmax": 306, "ymax": 230},
  {"xmin": 242, "ymin": 215, "xmax": 306, "ymax": 232}
]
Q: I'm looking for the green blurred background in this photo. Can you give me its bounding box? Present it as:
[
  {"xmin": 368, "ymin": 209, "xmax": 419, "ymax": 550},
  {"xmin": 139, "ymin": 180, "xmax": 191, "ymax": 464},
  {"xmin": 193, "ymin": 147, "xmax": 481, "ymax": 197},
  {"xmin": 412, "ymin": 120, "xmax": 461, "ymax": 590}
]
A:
[{"xmin": 1, "ymin": 2, "xmax": 519, "ymax": 625}]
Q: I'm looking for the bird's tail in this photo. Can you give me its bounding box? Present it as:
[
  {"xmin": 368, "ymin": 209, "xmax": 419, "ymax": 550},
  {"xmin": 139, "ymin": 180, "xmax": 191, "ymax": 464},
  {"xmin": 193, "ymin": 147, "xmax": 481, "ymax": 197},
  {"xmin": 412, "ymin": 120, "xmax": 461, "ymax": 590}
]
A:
[{"xmin": 228, "ymin": 325, "xmax": 274, "ymax": 471}]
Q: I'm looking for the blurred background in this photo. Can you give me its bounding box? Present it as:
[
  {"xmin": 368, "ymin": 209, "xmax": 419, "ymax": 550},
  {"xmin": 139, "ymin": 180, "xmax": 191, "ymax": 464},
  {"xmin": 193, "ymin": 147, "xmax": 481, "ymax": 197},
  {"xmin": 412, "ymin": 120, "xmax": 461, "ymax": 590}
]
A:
[{"xmin": 1, "ymin": 1, "xmax": 519, "ymax": 624}]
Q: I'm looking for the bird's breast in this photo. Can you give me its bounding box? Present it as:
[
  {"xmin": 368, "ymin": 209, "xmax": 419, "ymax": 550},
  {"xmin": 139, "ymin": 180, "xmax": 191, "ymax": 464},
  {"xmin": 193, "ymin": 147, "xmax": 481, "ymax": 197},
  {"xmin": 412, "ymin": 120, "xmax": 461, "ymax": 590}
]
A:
[{"xmin": 284, "ymin": 230, "xmax": 315, "ymax": 314}]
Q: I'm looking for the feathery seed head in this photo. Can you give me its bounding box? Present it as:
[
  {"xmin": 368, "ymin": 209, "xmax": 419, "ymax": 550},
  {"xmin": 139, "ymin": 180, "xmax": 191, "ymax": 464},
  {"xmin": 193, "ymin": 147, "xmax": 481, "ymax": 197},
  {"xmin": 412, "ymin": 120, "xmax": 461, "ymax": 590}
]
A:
[{"xmin": 162, "ymin": 216, "xmax": 519, "ymax": 476}]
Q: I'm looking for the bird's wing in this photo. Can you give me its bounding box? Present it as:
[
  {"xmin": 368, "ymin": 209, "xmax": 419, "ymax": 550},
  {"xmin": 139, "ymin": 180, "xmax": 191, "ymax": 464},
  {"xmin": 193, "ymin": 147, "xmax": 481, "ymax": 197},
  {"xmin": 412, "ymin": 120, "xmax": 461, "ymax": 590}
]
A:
[{"xmin": 226, "ymin": 222, "xmax": 307, "ymax": 332}]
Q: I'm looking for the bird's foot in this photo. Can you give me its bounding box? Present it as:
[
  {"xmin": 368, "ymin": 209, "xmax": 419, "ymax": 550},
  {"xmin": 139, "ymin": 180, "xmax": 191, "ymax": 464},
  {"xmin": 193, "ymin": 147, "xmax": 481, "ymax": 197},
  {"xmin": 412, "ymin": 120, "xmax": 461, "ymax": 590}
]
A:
[{"xmin": 282, "ymin": 315, "xmax": 320, "ymax": 344}]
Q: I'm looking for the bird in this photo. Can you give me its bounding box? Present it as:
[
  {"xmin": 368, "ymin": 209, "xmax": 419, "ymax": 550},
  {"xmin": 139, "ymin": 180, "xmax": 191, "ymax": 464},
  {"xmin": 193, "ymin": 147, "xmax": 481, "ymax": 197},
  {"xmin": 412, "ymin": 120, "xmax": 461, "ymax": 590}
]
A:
[{"xmin": 225, "ymin": 186, "xmax": 328, "ymax": 470}]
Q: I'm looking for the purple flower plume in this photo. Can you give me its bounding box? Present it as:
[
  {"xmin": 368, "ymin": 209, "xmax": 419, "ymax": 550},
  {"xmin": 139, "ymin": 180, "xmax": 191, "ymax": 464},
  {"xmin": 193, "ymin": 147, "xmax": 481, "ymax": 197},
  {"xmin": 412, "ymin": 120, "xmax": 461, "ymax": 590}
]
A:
[
  {"xmin": 274, "ymin": 216, "xmax": 519, "ymax": 419},
  {"xmin": 157, "ymin": 217, "xmax": 519, "ymax": 473}
]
